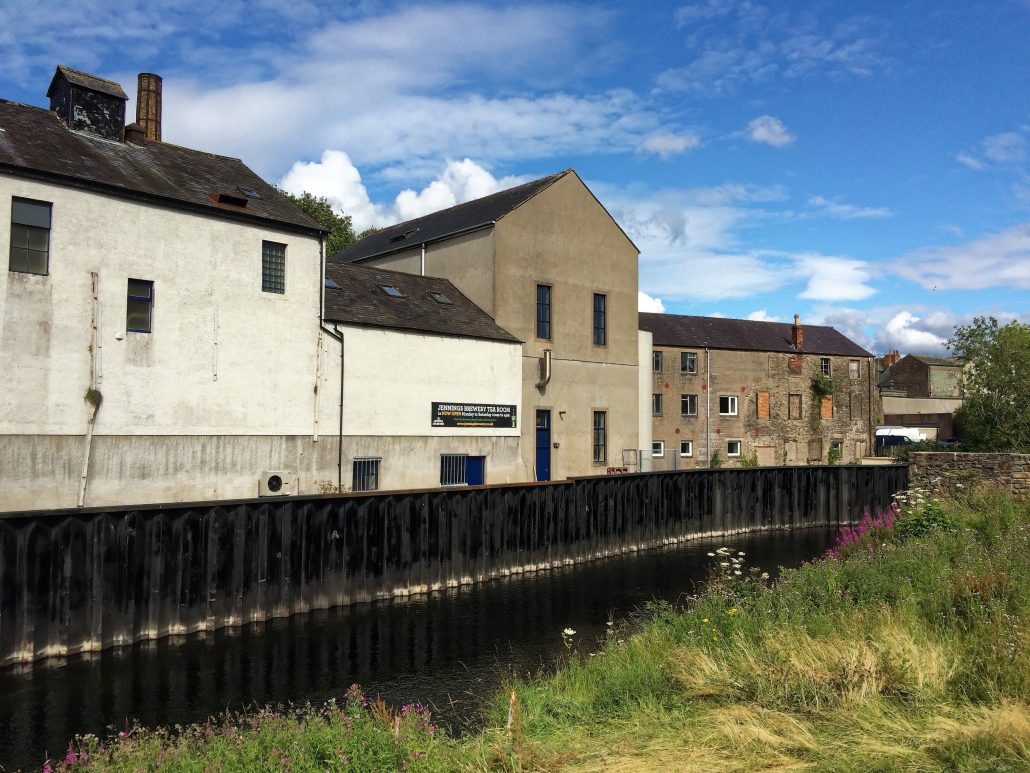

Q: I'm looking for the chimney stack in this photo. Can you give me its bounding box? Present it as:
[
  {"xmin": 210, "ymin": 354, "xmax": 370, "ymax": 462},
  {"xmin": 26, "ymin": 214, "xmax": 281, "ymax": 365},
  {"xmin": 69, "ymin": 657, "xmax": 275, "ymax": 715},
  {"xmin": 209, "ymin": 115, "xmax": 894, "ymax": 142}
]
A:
[
  {"xmin": 791, "ymin": 313, "xmax": 804, "ymax": 352},
  {"xmin": 883, "ymin": 349, "xmax": 901, "ymax": 367},
  {"xmin": 136, "ymin": 73, "xmax": 162, "ymax": 142}
]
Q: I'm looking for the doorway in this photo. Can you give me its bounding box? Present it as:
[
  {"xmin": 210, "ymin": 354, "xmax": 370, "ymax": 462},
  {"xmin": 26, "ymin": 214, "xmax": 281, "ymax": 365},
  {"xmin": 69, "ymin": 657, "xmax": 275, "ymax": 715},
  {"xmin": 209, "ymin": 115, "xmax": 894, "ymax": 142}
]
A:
[{"xmin": 535, "ymin": 409, "xmax": 551, "ymax": 481}]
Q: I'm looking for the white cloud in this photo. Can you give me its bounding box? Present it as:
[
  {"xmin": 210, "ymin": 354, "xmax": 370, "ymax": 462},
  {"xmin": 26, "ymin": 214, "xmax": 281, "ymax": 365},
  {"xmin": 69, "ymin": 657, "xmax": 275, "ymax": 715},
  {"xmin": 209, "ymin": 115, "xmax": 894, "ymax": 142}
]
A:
[
  {"xmin": 796, "ymin": 254, "xmax": 878, "ymax": 301},
  {"xmin": 879, "ymin": 311, "xmax": 949, "ymax": 353},
  {"xmin": 280, "ymin": 153, "xmax": 521, "ymax": 232},
  {"xmin": 896, "ymin": 222, "xmax": 1030, "ymax": 291},
  {"xmin": 982, "ymin": 132, "xmax": 1027, "ymax": 163},
  {"xmin": 807, "ymin": 195, "xmax": 891, "ymax": 219},
  {"xmin": 955, "ymin": 152, "xmax": 986, "ymax": 171},
  {"xmin": 638, "ymin": 292, "xmax": 666, "ymax": 313},
  {"xmin": 747, "ymin": 309, "xmax": 779, "ymax": 321},
  {"xmin": 638, "ymin": 132, "xmax": 701, "ymax": 159},
  {"xmin": 747, "ymin": 115, "xmax": 794, "ymax": 147}
]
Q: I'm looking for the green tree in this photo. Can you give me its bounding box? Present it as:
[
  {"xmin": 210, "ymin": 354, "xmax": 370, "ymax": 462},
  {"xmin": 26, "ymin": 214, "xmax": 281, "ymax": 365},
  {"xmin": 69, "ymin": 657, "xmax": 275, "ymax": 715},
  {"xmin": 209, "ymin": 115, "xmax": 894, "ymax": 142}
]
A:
[
  {"xmin": 948, "ymin": 316, "xmax": 1030, "ymax": 451},
  {"xmin": 281, "ymin": 191, "xmax": 358, "ymax": 257}
]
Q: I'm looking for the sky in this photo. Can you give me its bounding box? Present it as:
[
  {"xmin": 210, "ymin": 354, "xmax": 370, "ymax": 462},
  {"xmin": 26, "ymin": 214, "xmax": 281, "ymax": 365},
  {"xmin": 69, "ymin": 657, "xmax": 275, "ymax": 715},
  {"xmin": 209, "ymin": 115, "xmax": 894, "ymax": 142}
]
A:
[{"xmin": 2, "ymin": 0, "xmax": 1028, "ymax": 355}]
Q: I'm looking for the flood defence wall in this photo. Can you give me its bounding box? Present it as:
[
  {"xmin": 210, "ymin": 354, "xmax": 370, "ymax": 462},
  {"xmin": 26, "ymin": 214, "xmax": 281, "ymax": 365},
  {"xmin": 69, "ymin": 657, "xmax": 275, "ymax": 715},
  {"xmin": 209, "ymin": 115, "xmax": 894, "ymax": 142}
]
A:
[{"xmin": 0, "ymin": 464, "xmax": 907, "ymax": 666}]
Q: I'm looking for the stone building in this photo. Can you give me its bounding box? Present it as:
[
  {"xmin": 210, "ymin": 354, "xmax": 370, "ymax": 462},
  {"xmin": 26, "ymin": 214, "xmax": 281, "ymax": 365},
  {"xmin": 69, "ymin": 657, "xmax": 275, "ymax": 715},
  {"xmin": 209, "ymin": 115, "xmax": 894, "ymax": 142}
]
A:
[
  {"xmin": 878, "ymin": 354, "xmax": 964, "ymax": 440},
  {"xmin": 334, "ymin": 170, "xmax": 641, "ymax": 481},
  {"xmin": 639, "ymin": 313, "xmax": 880, "ymax": 468}
]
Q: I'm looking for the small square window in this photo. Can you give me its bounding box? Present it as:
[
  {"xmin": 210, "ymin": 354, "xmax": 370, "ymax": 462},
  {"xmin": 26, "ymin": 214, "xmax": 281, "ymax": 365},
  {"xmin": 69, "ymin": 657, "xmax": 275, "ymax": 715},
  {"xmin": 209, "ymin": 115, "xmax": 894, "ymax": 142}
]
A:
[
  {"xmin": 352, "ymin": 457, "xmax": 381, "ymax": 492},
  {"xmin": 262, "ymin": 240, "xmax": 286, "ymax": 294},
  {"xmin": 652, "ymin": 440, "xmax": 665, "ymax": 458},
  {"xmin": 820, "ymin": 357, "xmax": 831, "ymax": 376},
  {"xmin": 441, "ymin": 453, "xmax": 468, "ymax": 486},
  {"xmin": 718, "ymin": 395, "xmax": 738, "ymax": 416},
  {"xmin": 652, "ymin": 393, "xmax": 663, "ymax": 416},
  {"xmin": 727, "ymin": 440, "xmax": 742, "ymax": 457},
  {"xmin": 126, "ymin": 279, "xmax": 154, "ymax": 333},
  {"xmin": 679, "ymin": 441, "xmax": 693, "ymax": 457},
  {"xmin": 680, "ymin": 351, "xmax": 697, "ymax": 374},
  {"xmin": 681, "ymin": 394, "xmax": 697, "ymax": 416},
  {"xmin": 9, "ymin": 197, "xmax": 52, "ymax": 275},
  {"xmin": 849, "ymin": 359, "xmax": 860, "ymax": 379},
  {"xmin": 652, "ymin": 350, "xmax": 663, "ymax": 373}
]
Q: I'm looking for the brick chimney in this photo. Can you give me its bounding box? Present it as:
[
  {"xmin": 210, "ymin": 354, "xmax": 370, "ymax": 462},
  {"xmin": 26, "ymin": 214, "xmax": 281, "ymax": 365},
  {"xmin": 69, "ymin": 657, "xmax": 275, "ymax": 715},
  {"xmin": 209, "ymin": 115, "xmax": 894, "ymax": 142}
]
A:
[
  {"xmin": 135, "ymin": 73, "xmax": 162, "ymax": 142},
  {"xmin": 791, "ymin": 313, "xmax": 804, "ymax": 352},
  {"xmin": 883, "ymin": 349, "xmax": 901, "ymax": 367}
]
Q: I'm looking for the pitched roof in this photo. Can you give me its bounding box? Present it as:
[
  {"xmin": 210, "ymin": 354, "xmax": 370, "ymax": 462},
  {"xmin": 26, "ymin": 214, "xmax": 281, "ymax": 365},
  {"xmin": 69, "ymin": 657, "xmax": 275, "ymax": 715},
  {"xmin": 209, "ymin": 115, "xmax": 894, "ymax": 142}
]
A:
[
  {"xmin": 0, "ymin": 100, "xmax": 323, "ymax": 236},
  {"xmin": 908, "ymin": 354, "xmax": 963, "ymax": 367},
  {"xmin": 334, "ymin": 170, "xmax": 572, "ymax": 263},
  {"xmin": 639, "ymin": 313, "xmax": 873, "ymax": 357},
  {"xmin": 324, "ymin": 262, "xmax": 520, "ymax": 343},
  {"xmin": 48, "ymin": 65, "xmax": 128, "ymax": 100}
]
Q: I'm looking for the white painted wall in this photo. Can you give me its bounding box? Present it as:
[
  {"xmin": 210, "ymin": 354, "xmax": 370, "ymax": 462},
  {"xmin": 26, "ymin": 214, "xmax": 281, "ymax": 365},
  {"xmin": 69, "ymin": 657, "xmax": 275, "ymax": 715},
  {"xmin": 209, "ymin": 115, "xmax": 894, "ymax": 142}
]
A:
[{"xmin": 0, "ymin": 176, "xmax": 324, "ymax": 437}]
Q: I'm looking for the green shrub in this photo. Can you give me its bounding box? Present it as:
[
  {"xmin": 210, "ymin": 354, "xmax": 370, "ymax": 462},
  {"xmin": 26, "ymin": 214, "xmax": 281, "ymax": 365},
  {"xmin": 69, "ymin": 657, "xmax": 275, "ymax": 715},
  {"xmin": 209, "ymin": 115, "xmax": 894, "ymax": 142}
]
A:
[
  {"xmin": 895, "ymin": 500, "xmax": 960, "ymax": 540},
  {"xmin": 739, "ymin": 452, "xmax": 760, "ymax": 468}
]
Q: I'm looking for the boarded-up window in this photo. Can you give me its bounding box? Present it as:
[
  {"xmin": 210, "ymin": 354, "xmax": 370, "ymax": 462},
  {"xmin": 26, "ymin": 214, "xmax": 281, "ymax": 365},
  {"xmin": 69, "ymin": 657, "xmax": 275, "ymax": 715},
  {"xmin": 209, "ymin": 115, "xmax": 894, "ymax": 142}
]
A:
[
  {"xmin": 849, "ymin": 393, "xmax": 861, "ymax": 420},
  {"xmin": 757, "ymin": 391, "xmax": 770, "ymax": 419},
  {"xmin": 821, "ymin": 394, "xmax": 833, "ymax": 419},
  {"xmin": 788, "ymin": 393, "xmax": 802, "ymax": 419},
  {"xmin": 808, "ymin": 439, "xmax": 823, "ymax": 461},
  {"xmin": 788, "ymin": 355, "xmax": 804, "ymax": 375}
]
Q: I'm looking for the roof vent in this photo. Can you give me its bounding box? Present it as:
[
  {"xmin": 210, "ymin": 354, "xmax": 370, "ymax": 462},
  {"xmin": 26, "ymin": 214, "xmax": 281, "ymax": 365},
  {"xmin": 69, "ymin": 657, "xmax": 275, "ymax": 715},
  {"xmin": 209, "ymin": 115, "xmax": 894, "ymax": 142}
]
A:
[
  {"xmin": 389, "ymin": 228, "xmax": 419, "ymax": 243},
  {"xmin": 210, "ymin": 192, "xmax": 249, "ymax": 208}
]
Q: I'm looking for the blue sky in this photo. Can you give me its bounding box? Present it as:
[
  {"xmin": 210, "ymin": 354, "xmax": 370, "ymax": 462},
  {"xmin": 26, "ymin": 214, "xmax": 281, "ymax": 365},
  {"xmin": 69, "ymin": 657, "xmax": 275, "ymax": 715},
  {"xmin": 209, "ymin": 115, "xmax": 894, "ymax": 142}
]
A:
[{"xmin": 3, "ymin": 0, "xmax": 1028, "ymax": 354}]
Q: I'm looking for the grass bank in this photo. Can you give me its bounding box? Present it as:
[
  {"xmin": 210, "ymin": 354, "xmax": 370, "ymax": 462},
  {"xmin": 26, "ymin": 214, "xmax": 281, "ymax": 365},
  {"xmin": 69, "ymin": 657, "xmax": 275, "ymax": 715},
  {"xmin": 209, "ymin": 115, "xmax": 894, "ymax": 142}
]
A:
[{"xmin": 52, "ymin": 488, "xmax": 1030, "ymax": 771}]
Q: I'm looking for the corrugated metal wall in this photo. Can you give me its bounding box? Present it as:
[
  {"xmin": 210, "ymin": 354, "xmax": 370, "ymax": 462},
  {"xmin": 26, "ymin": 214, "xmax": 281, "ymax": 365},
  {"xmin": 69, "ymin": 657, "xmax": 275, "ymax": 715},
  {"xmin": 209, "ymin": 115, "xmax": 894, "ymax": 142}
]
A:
[{"xmin": 0, "ymin": 465, "xmax": 907, "ymax": 667}]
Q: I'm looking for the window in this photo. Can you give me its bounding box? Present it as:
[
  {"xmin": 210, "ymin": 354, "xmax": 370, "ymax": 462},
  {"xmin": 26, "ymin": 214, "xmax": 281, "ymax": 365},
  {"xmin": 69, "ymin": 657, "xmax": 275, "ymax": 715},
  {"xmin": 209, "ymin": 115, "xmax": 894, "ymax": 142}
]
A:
[
  {"xmin": 727, "ymin": 440, "xmax": 742, "ymax": 457},
  {"xmin": 261, "ymin": 240, "xmax": 285, "ymax": 294},
  {"xmin": 652, "ymin": 350, "xmax": 663, "ymax": 372},
  {"xmin": 9, "ymin": 197, "xmax": 51, "ymax": 275},
  {"xmin": 680, "ymin": 351, "xmax": 697, "ymax": 374},
  {"xmin": 536, "ymin": 284, "xmax": 552, "ymax": 339},
  {"xmin": 652, "ymin": 393, "xmax": 663, "ymax": 416},
  {"xmin": 352, "ymin": 457, "xmax": 381, "ymax": 492},
  {"xmin": 820, "ymin": 357, "xmax": 831, "ymax": 376},
  {"xmin": 679, "ymin": 441, "xmax": 693, "ymax": 457},
  {"xmin": 652, "ymin": 440, "xmax": 665, "ymax": 458},
  {"xmin": 849, "ymin": 359, "xmax": 860, "ymax": 379},
  {"xmin": 126, "ymin": 279, "xmax": 154, "ymax": 333},
  {"xmin": 757, "ymin": 391, "xmax": 770, "ymax": 420},
  {"xmin": 593, "ymin": 293, "xmax": 606, "ymax": 346},
  {"xmin": 440, "ymin": 454, "xmax": 468, "ymax": 486},
  {"xmin": 718, "ymin": 395, "xmax": 738, "ymax": 416},
  {"xmin": 788, "ymin": 393, "xmax": 802, "ymax": 420},
  {"xmin": 681, "ymin": 394, "xmax": 697, "ymax": 416},
  {"xmin": 592, "ymin": 411, "xmax": 607, "ymax": 463}
]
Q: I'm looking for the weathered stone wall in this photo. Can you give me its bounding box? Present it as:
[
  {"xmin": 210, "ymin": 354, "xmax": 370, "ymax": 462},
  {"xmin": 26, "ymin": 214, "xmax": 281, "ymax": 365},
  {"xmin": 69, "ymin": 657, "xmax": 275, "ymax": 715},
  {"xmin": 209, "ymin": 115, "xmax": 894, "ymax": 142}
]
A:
[{"xmin": 909, "ymin": 451, "xmax": 1030, "ymax": 497}]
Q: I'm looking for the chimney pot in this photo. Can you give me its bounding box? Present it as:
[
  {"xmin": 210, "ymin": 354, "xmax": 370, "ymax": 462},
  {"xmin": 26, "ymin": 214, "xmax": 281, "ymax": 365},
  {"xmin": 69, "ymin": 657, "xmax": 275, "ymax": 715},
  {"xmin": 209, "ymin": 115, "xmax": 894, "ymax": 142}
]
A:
[{"xmin": 136, "ymin": 73, "xmax": 162, "ymax": 142}]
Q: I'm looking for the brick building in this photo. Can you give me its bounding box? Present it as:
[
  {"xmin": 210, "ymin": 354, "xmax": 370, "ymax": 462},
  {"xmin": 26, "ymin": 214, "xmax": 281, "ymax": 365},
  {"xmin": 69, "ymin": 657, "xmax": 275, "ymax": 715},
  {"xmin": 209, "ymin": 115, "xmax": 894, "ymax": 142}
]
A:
[
  {"xmin": 639, "ymin": 313, "xmax": 880, "ymax": 468},
  {"xmin": 878, "ymin": 353, "xmax": 964, "ymax": 441}
]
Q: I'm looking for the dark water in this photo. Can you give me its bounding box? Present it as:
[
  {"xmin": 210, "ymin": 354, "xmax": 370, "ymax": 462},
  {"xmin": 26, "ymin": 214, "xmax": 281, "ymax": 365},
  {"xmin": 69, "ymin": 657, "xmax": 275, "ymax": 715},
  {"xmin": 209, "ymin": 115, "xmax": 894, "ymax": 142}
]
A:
[{"xmin": 0, "ymin": 526, "xmax": 836, "ymax": 770}]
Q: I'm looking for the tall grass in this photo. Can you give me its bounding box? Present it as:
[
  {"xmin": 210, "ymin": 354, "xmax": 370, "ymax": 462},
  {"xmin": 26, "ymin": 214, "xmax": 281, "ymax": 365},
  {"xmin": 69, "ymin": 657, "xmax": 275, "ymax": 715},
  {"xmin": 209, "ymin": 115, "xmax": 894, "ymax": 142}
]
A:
[{"xmin": 52, "ymin": 488, "xmax": 1030, "ymax": 771}]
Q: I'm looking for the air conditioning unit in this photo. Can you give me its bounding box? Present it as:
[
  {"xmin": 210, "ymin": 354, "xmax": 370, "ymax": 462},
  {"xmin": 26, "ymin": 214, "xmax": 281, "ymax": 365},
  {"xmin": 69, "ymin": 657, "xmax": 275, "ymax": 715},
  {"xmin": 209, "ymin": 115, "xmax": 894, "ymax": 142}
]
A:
[{"xmin": 258, "ymin": 470, "xmax": 297, "ymax": 497}]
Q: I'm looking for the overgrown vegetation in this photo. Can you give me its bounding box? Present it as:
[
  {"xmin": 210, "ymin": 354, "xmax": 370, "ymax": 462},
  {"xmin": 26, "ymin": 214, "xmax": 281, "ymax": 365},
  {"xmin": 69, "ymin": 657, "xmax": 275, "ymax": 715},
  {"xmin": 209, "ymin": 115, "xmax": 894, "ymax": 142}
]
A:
[
  {"xmin": 810, "ymin": 372, "xmax": 834, "ymax": 397},
  {"xmin": 949, "ymin": 316, "xmax": 1030, "ymax": 452},
  {"xmin": 54, "ymin": 488, "xmax": 1030, "ymax": 771},
  {"xmin": 890, "ymin": 438, "xmax": 954, "ymax": 463},
  {"xmin": 738, "ymin": 451, "xmax": 760, "ymax": 468}
]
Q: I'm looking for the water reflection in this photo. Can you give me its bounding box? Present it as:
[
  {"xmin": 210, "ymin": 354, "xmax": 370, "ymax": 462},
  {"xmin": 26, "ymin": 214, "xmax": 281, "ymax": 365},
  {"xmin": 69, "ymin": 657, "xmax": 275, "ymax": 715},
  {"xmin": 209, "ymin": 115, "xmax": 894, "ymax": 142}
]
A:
[{"xmin": 0, "ymin": 527, "xmax": 835, "ymax": 769}]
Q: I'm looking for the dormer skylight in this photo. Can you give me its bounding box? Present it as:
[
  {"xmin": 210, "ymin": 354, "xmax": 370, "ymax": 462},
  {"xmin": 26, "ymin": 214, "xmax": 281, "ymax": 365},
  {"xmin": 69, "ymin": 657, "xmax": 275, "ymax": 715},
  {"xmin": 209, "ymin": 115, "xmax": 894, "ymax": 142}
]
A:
[
  {"xmin": 379, "ymin": 284, "xmax": 403, "ymax": 297},
  {"xmin": 429, "ymin": 291, "xmax": 452, "ymax": 305}
]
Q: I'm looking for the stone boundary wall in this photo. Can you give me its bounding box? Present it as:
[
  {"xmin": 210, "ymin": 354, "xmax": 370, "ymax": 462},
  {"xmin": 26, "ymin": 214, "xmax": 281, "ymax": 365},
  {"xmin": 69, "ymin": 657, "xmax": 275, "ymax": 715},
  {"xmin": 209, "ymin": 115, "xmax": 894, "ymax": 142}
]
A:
[{"xmin": 909, "ymin": 452, "xmax": 1030, "ymax": 497}]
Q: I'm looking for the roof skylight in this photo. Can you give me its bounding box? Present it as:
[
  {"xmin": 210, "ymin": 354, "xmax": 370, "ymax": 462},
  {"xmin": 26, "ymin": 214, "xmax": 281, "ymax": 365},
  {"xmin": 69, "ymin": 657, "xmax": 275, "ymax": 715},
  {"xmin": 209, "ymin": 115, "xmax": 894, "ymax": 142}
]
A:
[
  {"xmin": 429, "ymin": 291, "xmax": 452, "ymax": 305},
  {"xmin": 379, "ymin": 284, "xmax": 403, "ymax": 297}
]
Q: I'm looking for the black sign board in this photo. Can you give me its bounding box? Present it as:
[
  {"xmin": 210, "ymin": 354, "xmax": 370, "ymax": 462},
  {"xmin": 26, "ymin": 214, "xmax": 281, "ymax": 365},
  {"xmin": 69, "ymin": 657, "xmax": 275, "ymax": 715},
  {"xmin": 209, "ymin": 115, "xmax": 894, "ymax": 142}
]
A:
[{"xmin": 431, "ymin": 402, "xmax": 518, "ymax": 429}]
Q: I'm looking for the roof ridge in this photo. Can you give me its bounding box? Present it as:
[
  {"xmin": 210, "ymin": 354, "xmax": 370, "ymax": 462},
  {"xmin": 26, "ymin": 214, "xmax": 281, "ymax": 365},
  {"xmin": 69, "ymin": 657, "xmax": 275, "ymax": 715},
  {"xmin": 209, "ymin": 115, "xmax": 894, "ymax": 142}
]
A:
[
  {"xmin": 57, "ymin": 64, "xmax": 124, "ymax": 89},
  {"xmin": 332, "ymin": 261, "xmax": 449, "ymax": 284}
]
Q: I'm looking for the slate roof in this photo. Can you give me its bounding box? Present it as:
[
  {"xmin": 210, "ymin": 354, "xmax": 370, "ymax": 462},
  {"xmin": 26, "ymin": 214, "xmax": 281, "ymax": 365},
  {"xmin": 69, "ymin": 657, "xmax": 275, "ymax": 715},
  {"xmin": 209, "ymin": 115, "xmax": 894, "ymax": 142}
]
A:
[
  {"xmin": 639, "ymin": 313, "xmax": 873, "ymax": 357},
  {"xmin": 334, "ymin": 170, "xmax": 573, "ymax": 263},
  {"xmin": 324, "ymin": 262, "xmax": 520, "ymax": 344},
  {"xmin": 908, "ymin": 354, "xmax": 962, "ymax": 367},
  {"xmin": 47, "ymin": 65, "xmax": 128, "ymax": 100},
  {"xmin": 0, "ymin": 99, "xmax": 323, "ymax": 235}
]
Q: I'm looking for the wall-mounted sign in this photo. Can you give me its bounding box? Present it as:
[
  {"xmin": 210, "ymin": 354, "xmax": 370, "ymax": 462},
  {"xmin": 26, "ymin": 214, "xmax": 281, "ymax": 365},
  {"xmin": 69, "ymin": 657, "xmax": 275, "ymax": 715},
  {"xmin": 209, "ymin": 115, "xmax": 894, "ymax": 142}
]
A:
[{"xmin": 431, "ymin": 402, "xmax": 517, "ymax": 429}]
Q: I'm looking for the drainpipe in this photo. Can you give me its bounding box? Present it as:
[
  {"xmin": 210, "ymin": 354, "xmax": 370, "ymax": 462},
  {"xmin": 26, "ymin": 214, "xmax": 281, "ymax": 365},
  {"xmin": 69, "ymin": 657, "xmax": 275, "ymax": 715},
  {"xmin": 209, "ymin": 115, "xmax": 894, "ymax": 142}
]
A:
[
  {"xmin": 536, "ymin": 348, "xmax": 552, "ymax": 390},
  {"xmin": 420, "ymin": 243, "xmax": 426, "ymax": 276},
  {"xmin": 78, "ymin": 272, "xmax": 102, "ymax": 507},
  {"xmin": 705, "ymin": 347, "xmax": 711, "ymax": 467}
]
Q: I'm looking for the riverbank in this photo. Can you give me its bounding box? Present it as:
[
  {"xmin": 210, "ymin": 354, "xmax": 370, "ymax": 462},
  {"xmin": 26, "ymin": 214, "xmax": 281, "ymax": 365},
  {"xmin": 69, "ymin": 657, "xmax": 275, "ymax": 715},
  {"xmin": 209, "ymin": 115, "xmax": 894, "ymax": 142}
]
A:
[{"xmin": 52, "ymin": 487, "xmax": 1029, "ymax": 771}]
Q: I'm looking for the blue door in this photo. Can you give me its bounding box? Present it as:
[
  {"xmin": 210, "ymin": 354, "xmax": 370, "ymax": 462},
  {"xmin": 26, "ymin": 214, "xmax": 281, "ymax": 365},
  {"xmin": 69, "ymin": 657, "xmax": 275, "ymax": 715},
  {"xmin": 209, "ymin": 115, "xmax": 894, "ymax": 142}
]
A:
[
  {"xmin": 466, "ymin": 456, "xmax": 485, "ymax": 486},
  {"xmin": 535, "ymin": 410, "xmax": 551, "ymax": 481}
]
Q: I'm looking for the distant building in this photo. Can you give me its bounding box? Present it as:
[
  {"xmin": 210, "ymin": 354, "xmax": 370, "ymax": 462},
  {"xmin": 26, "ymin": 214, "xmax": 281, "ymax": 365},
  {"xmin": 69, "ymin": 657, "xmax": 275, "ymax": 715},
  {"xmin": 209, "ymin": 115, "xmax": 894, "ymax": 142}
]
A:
[
  {"xmin": 335, "ymin": 170, "xmax": 641, "ymax": 481},
  {"xmin": 639, "ymin": 313, "xmax": 880, "ymax": 467},
  {"xmin": 878, "ymin": 353, "xmax": 964, "ymax": 441}
]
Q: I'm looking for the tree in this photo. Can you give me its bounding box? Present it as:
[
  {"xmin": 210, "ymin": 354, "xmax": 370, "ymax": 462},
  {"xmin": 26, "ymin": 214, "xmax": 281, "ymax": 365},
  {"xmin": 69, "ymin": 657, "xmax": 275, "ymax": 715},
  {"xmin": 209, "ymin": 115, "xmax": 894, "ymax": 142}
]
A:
[
  {"xmin": 280, "ymin": 191, "xmax": 358, "ymax": 257},
  {"xmin": 948, "ymin": 316, "xmax": 1030, "ymax": 452}
]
